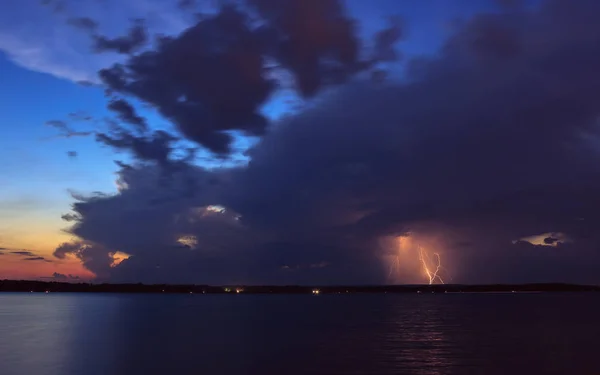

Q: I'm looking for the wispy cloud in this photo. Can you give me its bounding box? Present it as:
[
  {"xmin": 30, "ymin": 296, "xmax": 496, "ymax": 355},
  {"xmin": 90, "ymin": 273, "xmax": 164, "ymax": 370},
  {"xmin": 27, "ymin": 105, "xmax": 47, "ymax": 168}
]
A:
[
  {"xmin": 24, "ymin": 256, "xmax": 50, "ymax": 261},
  {"xmin": 6, "ymin": 250, "xmax": 53, "ymax": 262},
  {"xmin": 11, "ymin": 251, "xmax": 36, "ymax": 256},
  {"xmin": 0, "ymin": 0, "xmax": 189, "ymax": 82},
  {"xmin": 41, "ymin": 272, "xmax": 80, "ymax": 280}
]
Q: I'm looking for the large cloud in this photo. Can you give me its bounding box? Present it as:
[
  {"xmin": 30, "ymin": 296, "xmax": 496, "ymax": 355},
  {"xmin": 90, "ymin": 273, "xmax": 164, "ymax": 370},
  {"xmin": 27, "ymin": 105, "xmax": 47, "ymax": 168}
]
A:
[
  {"xmin": 95, "ymin": 0, "xmax": 400, "ymax": 155},
  {"xmin": 57, "ymin": 0, "xmax": 600, "ymax": 285}
]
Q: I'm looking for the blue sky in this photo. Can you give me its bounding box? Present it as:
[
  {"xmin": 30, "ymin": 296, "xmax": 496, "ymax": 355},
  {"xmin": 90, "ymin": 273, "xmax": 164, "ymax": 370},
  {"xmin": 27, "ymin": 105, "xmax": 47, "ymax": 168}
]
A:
[{"xmin": 0, "ymin": 0, "xmax": 511, "ymax": 277}]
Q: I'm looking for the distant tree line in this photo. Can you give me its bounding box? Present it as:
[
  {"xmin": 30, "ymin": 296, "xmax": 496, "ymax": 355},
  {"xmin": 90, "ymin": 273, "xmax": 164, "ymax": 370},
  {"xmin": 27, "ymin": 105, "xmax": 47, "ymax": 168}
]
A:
[{"xmin": 0, "ymin": 280, "xmax": 598, "ymax": 294}]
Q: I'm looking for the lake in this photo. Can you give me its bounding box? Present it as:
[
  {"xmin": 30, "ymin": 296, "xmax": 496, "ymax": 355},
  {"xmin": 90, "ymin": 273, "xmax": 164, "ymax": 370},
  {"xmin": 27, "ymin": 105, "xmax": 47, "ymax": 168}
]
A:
[{"xmin": 0, "ymin": 293, "xmax": 599, "ymax": 375}]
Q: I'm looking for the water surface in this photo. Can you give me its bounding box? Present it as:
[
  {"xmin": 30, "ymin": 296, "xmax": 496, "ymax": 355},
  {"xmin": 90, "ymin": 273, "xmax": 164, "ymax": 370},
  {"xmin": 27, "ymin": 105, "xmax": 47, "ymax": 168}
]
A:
[{"xmin": 1, "ymin": 293, "xmax": 599, "ymax": 375}]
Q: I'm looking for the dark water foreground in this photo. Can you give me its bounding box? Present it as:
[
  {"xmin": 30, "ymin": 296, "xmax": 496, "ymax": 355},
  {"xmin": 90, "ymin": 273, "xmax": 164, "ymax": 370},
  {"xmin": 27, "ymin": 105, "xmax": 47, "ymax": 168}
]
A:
[{"xmin": 1, "ymin": 293, "xmax": 599, "ymax": 375}]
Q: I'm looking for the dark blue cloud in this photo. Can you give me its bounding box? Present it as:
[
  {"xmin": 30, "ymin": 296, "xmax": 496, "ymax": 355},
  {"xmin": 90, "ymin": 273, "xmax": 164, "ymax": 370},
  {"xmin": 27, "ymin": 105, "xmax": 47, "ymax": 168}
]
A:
[
  {"xmin": 57, "ymin": 0, "xmax": 600, "ymax": 284},
  {"xmin": 93, "ymin": 19, "xmax": 147, "ymax": 54},
  {"xmin": 67, "ymin": 17, "xmax": 98, "ymax": 32},
  {"xmin": 93, "ymin": 1, "xmax": 400, "ymax": 155}
]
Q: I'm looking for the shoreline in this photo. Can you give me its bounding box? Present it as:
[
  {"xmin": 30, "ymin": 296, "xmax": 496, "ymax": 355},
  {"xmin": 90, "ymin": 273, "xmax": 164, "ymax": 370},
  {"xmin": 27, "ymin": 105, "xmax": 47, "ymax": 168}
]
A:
[{"xmin": 1, "ymin": 280, "xmax": 599, "ymax": 294}]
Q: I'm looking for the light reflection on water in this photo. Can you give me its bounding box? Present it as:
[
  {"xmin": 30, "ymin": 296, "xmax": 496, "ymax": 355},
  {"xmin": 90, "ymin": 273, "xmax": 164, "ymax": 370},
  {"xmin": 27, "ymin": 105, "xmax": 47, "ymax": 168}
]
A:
[{"xmin": 1, "ymin": 293, "xmax": 599, "ymax": 375}]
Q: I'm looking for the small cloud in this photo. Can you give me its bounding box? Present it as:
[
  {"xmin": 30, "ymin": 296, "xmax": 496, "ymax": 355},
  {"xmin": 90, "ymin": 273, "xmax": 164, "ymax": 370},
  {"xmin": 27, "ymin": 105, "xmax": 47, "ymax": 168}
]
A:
[
  {"xmin": 68, "ymin": 111, "xmax": 93, "ymax": 122},
  {"xmin": 40, "ymin": 0, "xmax": 66, "ymax": 13},
  {"xmin": 41, "ymin": 272, "xmax": 81, "ymax": 280},
  {"xmin": 76, "ymin": 80, "xmax": 97, "ymax": 87},
  {"xmin": 67, "ymin": 151, "xmax": 78, "ymax": 158},
  {"xmin": 61, "ymin": 213, "xmax": 80, "ymax": 222},
  {"xmin": 93, "ymin": 20, "xmax": 147, "ymax": 54},
  {"xmin": 46, "ymin": 120, "xmax": 69, "ymax": 131},
  {"xmin": 543, "ymin": 237, "xmax": 559, "ymax": 245},
  {"xmin": 513, "ymin": 232, "xmax": 570, "ymax": 247},
  {"xmin": 67, "ymin": 17, "xmax": 98, "ymax": 33},
  {"xmin": 11, "ymin": 251, "xmax": 35, "ymax": 256},
  {"xmin": 24, "ymin": 256, "xmax": 50, "ymax": 262},
  {"xmin": 60, "ymin": 131, "xmax": 93, "ymax": 139},
  {"xmin": 45, "ymin": 119, "xmax": 93, "ymax": 139}
]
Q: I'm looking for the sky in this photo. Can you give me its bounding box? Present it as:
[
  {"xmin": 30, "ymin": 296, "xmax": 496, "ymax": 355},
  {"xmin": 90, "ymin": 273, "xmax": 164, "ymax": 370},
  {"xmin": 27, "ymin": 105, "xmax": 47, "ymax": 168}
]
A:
[{"xmin": 2, "ymin": 0, "xmax": 600, "ymax": 285}]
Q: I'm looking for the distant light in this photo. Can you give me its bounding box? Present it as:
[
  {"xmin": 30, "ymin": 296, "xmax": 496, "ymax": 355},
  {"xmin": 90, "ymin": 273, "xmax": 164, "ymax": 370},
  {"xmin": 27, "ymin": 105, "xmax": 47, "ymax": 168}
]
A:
[
  {"xmin": 109, "ymin": 251, "xmax": 131, "ymax": 268},
  {"xmin": 45, "ymin": 291, "xmax": 49, "ymax": 294},
  {"xmin": 206, "ymin": 205, "xmax": 226, "ymax": 213},
  {"xmin": 177, "ymin": 235, "xmax": 198, "ymax": 249},
  {"xmin": 235, "ymin": 288, "xmax": 243, "ymax": 294},
  {"xmin": 312, "ymin": 289, "xmax": 320, "ymax": 295},
  {"xmin": 513, "ymin": 232, "xmax": 570, "ymax": 247}
]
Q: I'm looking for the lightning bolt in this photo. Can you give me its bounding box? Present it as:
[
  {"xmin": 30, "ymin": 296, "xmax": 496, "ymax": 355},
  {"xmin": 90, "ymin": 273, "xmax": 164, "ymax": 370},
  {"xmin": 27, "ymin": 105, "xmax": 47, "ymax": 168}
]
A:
[
  {"xmin": 418, "ymin": 246, "xmax": 445, "ymax": 285},
  {"xmin": 388, "ymin": 255, "xmax": 401, "ymax": 280}
]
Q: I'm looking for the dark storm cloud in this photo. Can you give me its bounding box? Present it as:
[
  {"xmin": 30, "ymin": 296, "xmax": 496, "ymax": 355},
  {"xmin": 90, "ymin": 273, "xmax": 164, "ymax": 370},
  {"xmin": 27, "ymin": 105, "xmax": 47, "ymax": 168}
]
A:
[
  {"xmin": 96, "ymin": 1, "xmax": 399, "ymax": 155},
  {"xmin": 95, "ymin": 130, "xmax": 175, "ymax": 165},
  {"xmin": 107, "ymin": 99, "xmax": 147, "ymax": 132},
  {"xmin": 495, "ymin": 0, "xmax": 525, "ymax": 9},
  {"xmin": 248, "ymin": 0, "xmax": 363, "ymax": 97},
  {"xmin": 67, "ymin": 17, "xmax": 98, "ymax": 32},
  {"xmin": 371, "ymin": 16, "xmax": 404, "ymax": 62},
  {"xmin": 93, "ymin": 19, "xmax": 147, "ymax": 54},
  {"xmin": 97, "ymin": 5, "xmax": 275, "ymax": 154},
  {"xmin": 58, "ymin": 0, "xmax": 600, "ymax": 284},
  {"xmin": 54, "ymin": 242, "xmax": 112, "ymax": 278}
]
